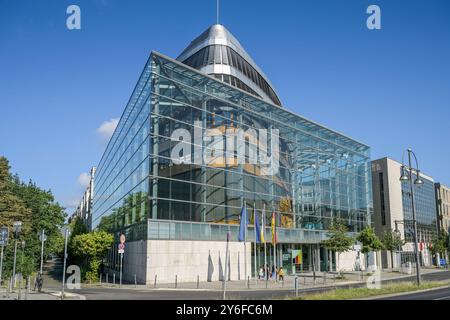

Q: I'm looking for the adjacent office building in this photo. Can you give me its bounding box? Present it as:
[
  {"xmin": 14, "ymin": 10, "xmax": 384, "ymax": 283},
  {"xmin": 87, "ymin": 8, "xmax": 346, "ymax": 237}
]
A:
[
  {"xmin": 90, "ymin": 24, "xmax": 373, "ymax": 283},
  {"xmin": 371, "ymin": 157, "xmax": 438, "ymax": 269},
  {"xmin": 435, "ymin": 183, "xmax": 450, "ymax": 234},
  {"xmin": 72, "ymin": 167, "xmax": 96, "ymax": 230}
]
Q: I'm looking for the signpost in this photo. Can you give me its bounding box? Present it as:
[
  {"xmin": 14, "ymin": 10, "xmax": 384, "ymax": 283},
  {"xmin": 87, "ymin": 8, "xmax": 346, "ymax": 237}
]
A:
[
  {"xmin": 119, "ymin": 234, "xmax": 125, "ymax": 287},
  {"xmin": 0, "ymin": 227, "xmax": 9, "ymax": 285}
]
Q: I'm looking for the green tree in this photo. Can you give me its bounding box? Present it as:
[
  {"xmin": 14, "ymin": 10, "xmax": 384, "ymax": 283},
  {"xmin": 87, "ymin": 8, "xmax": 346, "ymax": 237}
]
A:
[
  {"xmin": 356, "ymin": 226, "xmax": 384, "ymax": 270},
  {"xmin": 0, "ymin": 157, "xmax": 32, "ymax": 235},
  {"xmin": 0, "ymin": 157, "xmax": 32, "ymax": 279},
  {"xmin": 11, "ymin": 178, "xmax": 67, "ymax": 260},
  {"xmin": 71, "ymin": 231, "xmax": 114, "ymax": 282},
  {"xmin": 322, "ymin": 222, "xmax": 354, "ymax": 275},
  {"xmin": 430, "ymin": 231, "xmax": 449, "ymax": 264},
  {"xmin": 382, "ymin": 230, "xmax": 405, "ymax": 269},
  {"xmin": 0, "ymin": 156, "xmax": 67, "ymax": 280}
]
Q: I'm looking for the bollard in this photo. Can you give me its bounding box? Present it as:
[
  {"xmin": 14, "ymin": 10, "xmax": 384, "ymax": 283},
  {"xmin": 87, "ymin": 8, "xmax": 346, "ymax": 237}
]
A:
[
  {"xmin": 294, "ymin": 276, "xmax": 298, "ymax": 297},
  {"xmin": 175, "ymin": 275, "xmax": 178, "ymax": 288},
  {"xmin": 113, "ymin": 273, "xmax": 116, "ymax": 285},
  {"xmin": 106, "ymin": 273, "xmax": 109, "ymax": 285},
  {"xmin": 154, "ymin": 274, "xmax": 157, "ymax": 288},
  {"xmin": 247, "ymin": 276, "xmax": 250, "ymax": 289},
  {"xmin": 134, "ymin": 274, "xmax": 137, "ymax": 288},
  {"xmin": 100, "ymin": 273, "xmax": 102, "ymax": 285},
  {"xmin": 197, "ymin": 275, "xmax": 199, "ymax": 289}
]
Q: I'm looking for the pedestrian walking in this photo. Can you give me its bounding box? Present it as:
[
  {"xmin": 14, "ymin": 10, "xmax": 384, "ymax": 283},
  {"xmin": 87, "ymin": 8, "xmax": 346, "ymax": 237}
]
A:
[
  {"xmin": 258, "ymin": 267, "xmax": 264, "ymax": 280},
  {"xmin": 34, "ymin": 272, "xmax": 43, "ymax": 292},
  {"xmin": 278, "ymin": 267, "xmax": 285, "ymax": 281}
]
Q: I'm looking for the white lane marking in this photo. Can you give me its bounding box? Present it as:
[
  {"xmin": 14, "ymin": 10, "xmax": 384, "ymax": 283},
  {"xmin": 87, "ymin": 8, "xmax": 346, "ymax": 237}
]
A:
[{"xmin": 433, "ymin": 296, "xmax": 450, "ymax": 300}]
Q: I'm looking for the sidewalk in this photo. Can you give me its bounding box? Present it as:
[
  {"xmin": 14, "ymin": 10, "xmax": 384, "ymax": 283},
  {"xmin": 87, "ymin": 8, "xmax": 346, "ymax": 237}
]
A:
[
  {"xmin": 84, "ymin": 268, "xmax": 447, "ymax": 292},
  {"xmin": 0, "ymin": 287, "xmax": 85, "ymax": 300}
]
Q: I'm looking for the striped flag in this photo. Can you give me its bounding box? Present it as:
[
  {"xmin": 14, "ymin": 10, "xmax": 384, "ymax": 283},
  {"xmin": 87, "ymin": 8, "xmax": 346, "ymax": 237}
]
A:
[
  {"xmin": 261, "ymin": 205, "xmax": 266, "ymax": 243},
  {"xmin": 271, "ymin": 211, "xmax": 278, "ymax": 245}
]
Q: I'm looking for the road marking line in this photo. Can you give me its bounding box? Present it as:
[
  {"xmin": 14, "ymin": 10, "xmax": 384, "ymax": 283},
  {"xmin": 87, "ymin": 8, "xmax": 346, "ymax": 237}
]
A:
[{"xmin": 433, "ymin": 296, "xmax": 450, "ymax": 300}]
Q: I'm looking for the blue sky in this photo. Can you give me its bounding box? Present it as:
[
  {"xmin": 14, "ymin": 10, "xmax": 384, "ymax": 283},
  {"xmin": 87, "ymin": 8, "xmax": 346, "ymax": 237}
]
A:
[{"xmin": 1, "ymin": 0, "xmax": 449, "ymax": 213}]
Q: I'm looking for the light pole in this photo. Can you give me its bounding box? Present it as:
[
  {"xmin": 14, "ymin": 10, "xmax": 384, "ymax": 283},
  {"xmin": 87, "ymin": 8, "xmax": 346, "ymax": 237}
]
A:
[
  {"xmin": 400, "ymin": 148, "xmax": 424, "ymax": 285},
  {"xmin": 0, "ymin": 227, "xmax": 9, "ymax": 286},
  {"xmin": 39, "ymin": 229, "xmax": 46, "ymax": 275},
  {"xmin": 11, "ymin": 221, "xmax": 22, "ymax": 290},
  {"xmin": 61, "ymin": 228, "xmax": 69, "ymax": 300},
  {"xmin": 18, "ymin": 240, "xmax": 25, "ymax": 300}
]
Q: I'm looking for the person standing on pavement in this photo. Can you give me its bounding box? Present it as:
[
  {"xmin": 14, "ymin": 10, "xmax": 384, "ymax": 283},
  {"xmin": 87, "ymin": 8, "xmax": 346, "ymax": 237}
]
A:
[{"xmin": 278, "ymin": 267, "xmax": 285, "ymax": 281}]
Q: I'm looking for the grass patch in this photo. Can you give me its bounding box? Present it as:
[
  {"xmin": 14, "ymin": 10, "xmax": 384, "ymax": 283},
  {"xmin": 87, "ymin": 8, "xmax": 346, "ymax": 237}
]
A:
[{"xmin": 294, "ymin": 281, "xmax": 450, "ymax": 300}]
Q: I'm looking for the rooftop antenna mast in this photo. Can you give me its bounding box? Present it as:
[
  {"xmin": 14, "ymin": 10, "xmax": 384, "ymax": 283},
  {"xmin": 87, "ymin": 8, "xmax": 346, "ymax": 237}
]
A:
[{"xmin": 216, "ymin": 0, "xmax": 220, "ymax": 24}]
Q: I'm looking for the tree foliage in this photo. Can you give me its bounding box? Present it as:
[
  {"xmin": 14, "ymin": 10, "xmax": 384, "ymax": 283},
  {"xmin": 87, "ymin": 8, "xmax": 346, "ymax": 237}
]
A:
[
  {"xmin": 71, "ymin": 231, "xmax": 114, "ymax": 282},
  {"xmin": 382, "ymin": 230, "xmax": 404, "ymax": 252},
  {"xmin": 356, "ymin": 226, "xmax": 384, "ymax": 253},
  {"xmin": 430, "ymin": 231, "xmax": 449, "ymax": 256},
  {"xmin": 0, "ymin": 156, "xmax": 67, "ymax": 278},
  {"xmin": 322, "ymin": 222, "xmax": 354, "ymax": 254}
]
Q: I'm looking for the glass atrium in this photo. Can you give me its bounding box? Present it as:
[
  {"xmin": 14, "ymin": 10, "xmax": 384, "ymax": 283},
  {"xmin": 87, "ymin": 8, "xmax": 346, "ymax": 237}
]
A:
[{"xmin": 91, "ymin": 52, "xmax": 373, "ymax": 247}]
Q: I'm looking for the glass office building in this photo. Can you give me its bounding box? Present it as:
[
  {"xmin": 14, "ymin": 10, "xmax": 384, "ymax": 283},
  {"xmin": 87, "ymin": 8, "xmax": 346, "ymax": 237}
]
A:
[
  {"xmin": 91, "ymin": 24, "xmax": 373, "ymax": 278},
  {"xmin": 401, "ymin": 172, "xmax": 437, "ymax": 243}
]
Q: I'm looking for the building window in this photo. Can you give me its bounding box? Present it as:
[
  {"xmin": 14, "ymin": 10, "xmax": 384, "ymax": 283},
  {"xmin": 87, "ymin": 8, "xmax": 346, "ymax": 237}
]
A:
[{"xmin": 379, "ymin": 172, "xmax": 386, "ymax": 226}]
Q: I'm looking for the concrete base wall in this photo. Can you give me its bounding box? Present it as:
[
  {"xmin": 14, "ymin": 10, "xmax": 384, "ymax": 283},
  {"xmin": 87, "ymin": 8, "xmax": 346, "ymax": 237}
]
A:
[
  {"xmin": 107, "ymin": 240, "xmax": 249, "ymax": 284},
  {"xmin": 337, "ymin": 250, "xmax": 368, "ymax": 271}
]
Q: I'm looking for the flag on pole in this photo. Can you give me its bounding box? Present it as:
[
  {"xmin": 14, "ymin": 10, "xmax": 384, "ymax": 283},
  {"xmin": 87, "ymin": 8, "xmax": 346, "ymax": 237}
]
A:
[
  {"xmin": 271, "ymin": 211, "xmax": 278, "ymax": 245},
  {"xmin": 238, "ymin": 203, "xmax": 248, "ymax": 242},
  {"xmin": 254, "ymin": 209, "xmax": 261, "ymax": 244},
  {"xmin": 261, "ymin": 205, "xmax": 266, "ymax": 243}
]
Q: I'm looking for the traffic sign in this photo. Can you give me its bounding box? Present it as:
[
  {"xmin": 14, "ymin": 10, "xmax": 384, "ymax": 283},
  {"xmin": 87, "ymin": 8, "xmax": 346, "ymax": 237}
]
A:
[
  {"xmin": 0, "ymin": 227, "xmax": 8, "ymax": 246},
  {"xmin": 120, "ymin": 234, "xmax": 126, "ymax": 244},
  {"xmin": 118, "ymin": 242, "xmax": 125, "ymax": 254}
]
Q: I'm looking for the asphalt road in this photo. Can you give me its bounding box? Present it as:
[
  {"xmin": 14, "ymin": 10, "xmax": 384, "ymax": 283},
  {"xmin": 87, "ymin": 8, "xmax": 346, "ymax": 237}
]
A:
[
  {"xmin": 377, "ymin": 286, "xmax": 450, "ymax": 300},
  {"xmin": 62, "ymin": 270, "xmax": 450, "ymax": 300}
]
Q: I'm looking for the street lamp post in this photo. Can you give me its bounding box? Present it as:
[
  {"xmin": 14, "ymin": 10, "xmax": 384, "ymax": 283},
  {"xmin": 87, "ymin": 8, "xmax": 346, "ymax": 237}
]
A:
[
  {"xmin": 61, "ymin": 228, "xmax": 69, "ymax": 300},
  {"xmin": 11, "ymin": 221, "xmax": 22, "ymax": 290},
  {"xmin": 39, "ymin": 229, "xmax": 46, "ymax": 275},
  {"xmin": 18, "ymin": 240, "xmax": 25, "ymax": 300},
  {"xmin": 400, "ymin": 148, "xmax": 423, "ymax": 286}
]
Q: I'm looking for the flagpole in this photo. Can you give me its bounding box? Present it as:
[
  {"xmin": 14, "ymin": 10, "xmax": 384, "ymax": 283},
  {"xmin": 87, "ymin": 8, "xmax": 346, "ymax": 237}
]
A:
[
  {"xmin": 223, "ymin": 227, "xmax": 230, "ymax": 300},
  {"xmin": 263, "ymin": 204, "xmax": 267, "ymax": 287},
  {"xmin": 244, "ymin": 201, "xmax": 247, "ymax": 282},
  {"xmin": 254, "ymin": 202, "xmax": 257, "ymax": 285},
  {"xmin": 273, "ymin": 209, "xmax": 277, "ymax": 282}
]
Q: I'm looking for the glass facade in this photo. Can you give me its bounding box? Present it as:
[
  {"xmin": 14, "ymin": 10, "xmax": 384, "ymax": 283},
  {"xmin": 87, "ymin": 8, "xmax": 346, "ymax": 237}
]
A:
[
  {"xmin": 91, "ymin": 52, "xmax": 373, "ymax": 244},
  {"xmin": 401, "ymin": 171, "xmax": 437, "ymax": 242}
]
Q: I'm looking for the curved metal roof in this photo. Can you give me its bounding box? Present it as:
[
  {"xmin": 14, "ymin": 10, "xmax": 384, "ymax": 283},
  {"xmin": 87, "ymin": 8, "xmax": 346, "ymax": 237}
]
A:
[{"xmin": 177, "ymin": 24, "xmax": 282, "ymax": 106}]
